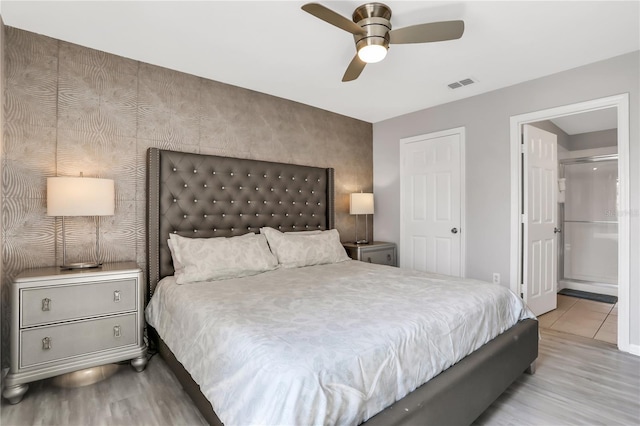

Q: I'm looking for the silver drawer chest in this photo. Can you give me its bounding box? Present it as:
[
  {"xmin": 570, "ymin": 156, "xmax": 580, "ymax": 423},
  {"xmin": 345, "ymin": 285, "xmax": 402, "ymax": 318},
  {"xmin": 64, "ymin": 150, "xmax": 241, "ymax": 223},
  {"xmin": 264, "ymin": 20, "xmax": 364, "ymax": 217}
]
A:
[
  {"xmin": 2, "ymin": 262, "xmax": 147, "ymax": 404},
  {"xmin": 343, "ymin": 241, "xmax": 397, "ymax": 267}
]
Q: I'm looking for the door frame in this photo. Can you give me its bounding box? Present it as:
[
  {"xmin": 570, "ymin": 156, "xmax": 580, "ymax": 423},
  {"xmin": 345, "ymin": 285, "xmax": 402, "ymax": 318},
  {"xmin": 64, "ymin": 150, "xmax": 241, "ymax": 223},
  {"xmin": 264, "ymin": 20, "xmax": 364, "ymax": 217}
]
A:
[
  {"xmin": 399, "ymin": 126, "xmax": 466, "ymax": 276},
  {"xmin": 509, "ymin": 94, "xmax": 633, "ymax": 354}
]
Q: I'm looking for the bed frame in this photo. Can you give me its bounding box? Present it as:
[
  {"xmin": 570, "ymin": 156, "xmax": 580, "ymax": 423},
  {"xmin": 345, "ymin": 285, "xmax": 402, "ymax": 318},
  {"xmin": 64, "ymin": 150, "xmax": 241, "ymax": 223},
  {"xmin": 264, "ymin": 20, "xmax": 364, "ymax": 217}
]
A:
[{"xmin": 146, "ymin": 148, "xmax": 538, "ymax": 425}]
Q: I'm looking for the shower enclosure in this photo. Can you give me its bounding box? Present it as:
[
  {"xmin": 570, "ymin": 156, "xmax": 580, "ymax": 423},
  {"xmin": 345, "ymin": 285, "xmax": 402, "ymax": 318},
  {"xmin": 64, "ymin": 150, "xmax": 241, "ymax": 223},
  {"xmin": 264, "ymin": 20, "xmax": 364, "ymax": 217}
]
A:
[{"xmin": 559, "ymin": 155, "xmax": 618, "ymax": 295}]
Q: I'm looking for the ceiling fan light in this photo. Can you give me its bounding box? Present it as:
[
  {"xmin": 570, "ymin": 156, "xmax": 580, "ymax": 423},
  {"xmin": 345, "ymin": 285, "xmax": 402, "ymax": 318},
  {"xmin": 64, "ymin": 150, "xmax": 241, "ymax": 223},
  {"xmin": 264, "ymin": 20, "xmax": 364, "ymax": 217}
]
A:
[{"xmin": 357, "ymin": 44, "xmax": 387, "ymax": 63}]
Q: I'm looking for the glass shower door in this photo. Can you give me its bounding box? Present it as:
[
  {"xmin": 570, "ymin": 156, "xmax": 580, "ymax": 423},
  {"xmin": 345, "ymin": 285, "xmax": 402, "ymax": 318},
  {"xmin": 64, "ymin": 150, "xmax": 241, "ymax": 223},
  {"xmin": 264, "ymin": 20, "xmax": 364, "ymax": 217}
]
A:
[{"xmin": 561, "ymin": 158, "xmax": 618, "ymax": 285}]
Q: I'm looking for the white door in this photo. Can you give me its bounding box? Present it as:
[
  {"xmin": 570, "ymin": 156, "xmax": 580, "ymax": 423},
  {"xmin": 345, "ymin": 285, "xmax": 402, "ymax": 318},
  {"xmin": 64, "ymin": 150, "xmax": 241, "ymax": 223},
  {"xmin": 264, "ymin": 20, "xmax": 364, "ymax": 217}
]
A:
[
  {"xmin": 523, "ymin": 124, "xmax": 558, "ymax": 315},
  {"xmin": 400, "ymin": 129, "xmax": 463, "ymax": 276}
]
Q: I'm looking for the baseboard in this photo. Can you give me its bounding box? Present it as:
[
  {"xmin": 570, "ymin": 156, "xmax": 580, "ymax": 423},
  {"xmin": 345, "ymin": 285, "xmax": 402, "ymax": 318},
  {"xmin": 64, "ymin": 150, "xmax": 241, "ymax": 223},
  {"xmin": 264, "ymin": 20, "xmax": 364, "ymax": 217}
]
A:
[{"xmin": 627, "ymin": 343, "xmax": 640, "ymax": 357}]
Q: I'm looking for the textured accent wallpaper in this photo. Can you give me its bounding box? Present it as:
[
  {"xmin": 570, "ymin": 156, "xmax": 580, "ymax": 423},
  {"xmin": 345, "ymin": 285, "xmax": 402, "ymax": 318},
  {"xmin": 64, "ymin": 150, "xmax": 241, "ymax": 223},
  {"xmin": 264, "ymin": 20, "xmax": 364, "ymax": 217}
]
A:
[{"xmin": 1, "ymin": 27, "xmax": 373, "ymax": 366}]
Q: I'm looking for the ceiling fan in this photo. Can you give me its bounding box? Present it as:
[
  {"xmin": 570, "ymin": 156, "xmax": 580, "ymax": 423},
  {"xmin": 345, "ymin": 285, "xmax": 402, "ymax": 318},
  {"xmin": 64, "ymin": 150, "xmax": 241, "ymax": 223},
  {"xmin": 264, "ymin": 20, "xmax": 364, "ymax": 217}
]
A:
[{"xmin": 301, "ymin": 2, "xmax": 465, "ymax": 82}]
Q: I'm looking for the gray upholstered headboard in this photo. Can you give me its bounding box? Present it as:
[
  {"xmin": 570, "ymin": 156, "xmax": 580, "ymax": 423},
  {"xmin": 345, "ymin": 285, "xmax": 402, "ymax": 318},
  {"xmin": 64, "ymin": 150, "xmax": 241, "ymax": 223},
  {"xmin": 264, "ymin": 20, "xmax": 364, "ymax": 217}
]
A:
[{"xmin": 146, "ymin": 148, "xmax": 335, "ymax": 300}]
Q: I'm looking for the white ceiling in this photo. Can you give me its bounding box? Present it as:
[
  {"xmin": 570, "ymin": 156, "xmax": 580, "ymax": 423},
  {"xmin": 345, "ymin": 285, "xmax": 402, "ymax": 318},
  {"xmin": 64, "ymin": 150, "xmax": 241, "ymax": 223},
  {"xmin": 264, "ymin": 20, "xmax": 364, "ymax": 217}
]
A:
[
  {"xmin": 2, "ymin": 1, "xmax": 638, "ymax": 123},
  {"xmin": 551, "ymin": 108, "xmax": 618, "ymax": 135}
]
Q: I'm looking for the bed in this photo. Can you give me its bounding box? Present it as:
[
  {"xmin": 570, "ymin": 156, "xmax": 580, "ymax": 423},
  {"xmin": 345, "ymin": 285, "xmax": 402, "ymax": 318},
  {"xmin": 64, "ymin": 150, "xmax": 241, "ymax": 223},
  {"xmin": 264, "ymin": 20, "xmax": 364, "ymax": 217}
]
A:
[{"xmin": 145, "ymin": 148, "xmax": 538, "ymax": 425}]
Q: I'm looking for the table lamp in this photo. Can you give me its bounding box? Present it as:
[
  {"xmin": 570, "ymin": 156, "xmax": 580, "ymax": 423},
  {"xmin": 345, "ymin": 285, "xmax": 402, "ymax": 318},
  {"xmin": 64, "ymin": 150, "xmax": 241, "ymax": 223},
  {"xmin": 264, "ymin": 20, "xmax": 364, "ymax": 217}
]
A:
[
  {"xmin": 47, "ymin": 174, "xmax": 115, "ymax": 269},
  {"xmin": 350, "ymin": 192, "xmax": 374, "ymax": 244}
]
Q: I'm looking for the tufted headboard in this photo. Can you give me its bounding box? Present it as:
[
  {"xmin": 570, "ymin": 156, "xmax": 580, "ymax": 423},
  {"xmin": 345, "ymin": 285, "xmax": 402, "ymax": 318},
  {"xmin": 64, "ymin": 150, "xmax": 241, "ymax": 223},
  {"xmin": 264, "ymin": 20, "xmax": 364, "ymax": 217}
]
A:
[{"xmin": 146, "ymin": 148, "xmax": 335, "ymax": 300}]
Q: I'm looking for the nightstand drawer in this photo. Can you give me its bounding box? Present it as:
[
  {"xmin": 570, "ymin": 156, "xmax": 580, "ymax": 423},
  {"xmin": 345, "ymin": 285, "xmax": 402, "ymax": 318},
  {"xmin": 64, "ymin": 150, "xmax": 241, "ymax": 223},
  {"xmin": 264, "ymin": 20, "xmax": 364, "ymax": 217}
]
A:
[
  {"xmin": 362, "ymin": 248, "xmax": 396, "ymax": 266},
  {"xmin": 20, "ymin": 313, "xmax": 137, "ymax": 368},
  {"xmin": 21, "ymin": 279, "xmax": 137, "ymax": 327}
]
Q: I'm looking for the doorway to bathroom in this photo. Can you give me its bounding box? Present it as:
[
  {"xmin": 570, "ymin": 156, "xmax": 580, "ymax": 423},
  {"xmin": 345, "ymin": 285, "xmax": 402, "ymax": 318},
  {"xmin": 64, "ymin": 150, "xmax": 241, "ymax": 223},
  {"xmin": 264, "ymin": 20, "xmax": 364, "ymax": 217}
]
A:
[{"xmin": 509, "ymin": 94, "xmax": 632, "ymax": 354}]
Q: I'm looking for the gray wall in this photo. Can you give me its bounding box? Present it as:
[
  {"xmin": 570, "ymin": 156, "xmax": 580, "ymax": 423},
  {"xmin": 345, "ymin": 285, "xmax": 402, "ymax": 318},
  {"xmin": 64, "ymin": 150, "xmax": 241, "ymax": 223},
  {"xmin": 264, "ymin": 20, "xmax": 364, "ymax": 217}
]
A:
[
  {"xmin": 0, "ymin": 27, "xmax": 372, "ymax": 366},
  {"xmin": 373, "ymin": 51, "xmax": 639, "ymax": 348},
  {"xmin": 568, "ymin": 128, "xmax": 618, "ymax": 151}
]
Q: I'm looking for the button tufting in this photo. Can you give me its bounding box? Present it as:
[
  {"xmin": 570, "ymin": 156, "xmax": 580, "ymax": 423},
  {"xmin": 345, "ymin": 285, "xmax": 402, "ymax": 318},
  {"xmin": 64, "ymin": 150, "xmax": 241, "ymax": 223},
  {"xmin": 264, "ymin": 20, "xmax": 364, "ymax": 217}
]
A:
[
  {"xmin": 231, "ymin": 227, "xmax": 234, "ymax": 231},
  {"xmin": 271, "ymin": 214, "xmax": 275, "ymax": 217},
  {"xmin": 298, "ymin": 190, "xmax": 302, "ymax": 193},
  {"xmin": 312, "ymin": 214, "xmax": 315, "ymax": 217},
  {"xmin": 263, "ymin": 201, "xmax": 267, "ymax": 204},
  {"xmin": 204, "ymin": 184, "xmax": 207, "ymax": 188},
  {"xmin": 183, "ymin": 214, "xmax": 187, "ymax": 218},
  {"xmin": 230, "ymin": 172, "xmax": 234, "ymax": 176},
  {"xmin": 221, "ymin": 186, "xmax": 225, "ymax": 190},
  {"xmin": 292, "ymin": 201, "xmax": 296, "ymax": 205},
  {"xmin": 214, "ymin": 228, "xmax": 217, "ymax": 231},
  {"xmin": 263, "ymin": 174, "xmax": 267, "ymax": 178},
  {"xmin": 213, "ymin": 171, "xmax": 216, "ymax": 175},
  {"xmin": 255, "ymin": 213, "xmax": 259, "ymax": 217},
  {"xmin": 299, "ymin": 213, "xmax": 303, "ymax": 216},
  {"xmin": 305, "ymin": 202, "xmax": 309, "ymax": 205},
  {"xmin": 292, "ymin": 177, "xmax": 295, "ymax": 180},
  {"xmin": 285, "ymin": 189, "xmax": 288, "ymax": 192},
  {"xmin": 306, "ymin": 225, "xmax": 309, "ymax": 228},
  {"xmin": 247, "ymin": 200, "xmax": 251, "ymax": 204},
  {"xmin": 240, "ymin": 213, "xmax": 243, "ymax": 217},
  {"xmin": 318, "ymin": 203, "xmax": 321, "ymax": 205},
  {"xmin": 173, "ymin": 230, "xmax": 177, "ymax": 233},
  {"xmin": 222, "ymin": 214, "xmax": 226, "ymax": 217},
  {"xmin": 213, "ymin": 200, "xmax": 216, "ymax": 203},
  {"xmin": 231, "ymin": 200, "xmax": 234, "ymax": 204},
  {"xmin": 248, "ymin": 227, "xmax": 251, "ymax": 230},
  {"xmin": 305, "ymin": 179, "xmax": 308, "ymax": 182},
  {"xmin": 248, "ymin": 173, "xmax": 251, "ymax": 177},
  {"xmin": 184, "ymin": 184, "xmax": 188, "ymax": 188},
  {"xmin": 239, "ymin": 186, "xmax": 243, "ymax": 190},
  {"xmin": 172, "ymin": 167, "xmax": 177, "ymax": 172},
  {"xmin": 194, "ymin": 199, "xmax": 198, "ymax": 203},
  {"xmin": 278, "ymin": 201, "xmax": 282, "ymax": 204},
  {"xmin": 193, "ymin": 169, "xmax": 197, "ymax": 173},
  {"xmin": 278, "ymin": 175, "xmax": 282, "ymax": 179},
  {"xmin": 285, "ymin": 213, "xmax": 289, "ymax": 217},
  {"xmin": 311, "ymin": 190, "xmax": 315, "ymax": 194},
  {"xmin": 278, "ymin": 226, "xmax": 282, "ymax": 229},
  {"xmin": 255, "ymin": 187, "xmax": 259, "ymax": 191},
  {"xmin": 173, "ymin": 199, "xmax": 177, "ymax": 203},
  {"xmin": 194, "ymin": 229, "xmax": 198, "ymax": 233},
  {"xmin": 293, "ymin": 225, "xmax": 296, "ymax": 228},
  {"xmin": 271, "ymin": 188, "xmax": 274, "ymax": 192},
  {"xmin": 204, "ymin": 214, "xmax": 207, "ymax": 218}
]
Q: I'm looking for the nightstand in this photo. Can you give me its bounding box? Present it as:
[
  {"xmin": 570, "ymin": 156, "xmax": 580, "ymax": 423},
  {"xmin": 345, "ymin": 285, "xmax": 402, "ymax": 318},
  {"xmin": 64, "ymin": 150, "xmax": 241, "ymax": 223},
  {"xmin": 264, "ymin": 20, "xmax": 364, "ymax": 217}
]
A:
[
  {"xmin": 2, "ymin": 262, "xmax": 148, "ymax": 404},
  {"xmin": 343, "ymin": 241, "xmax": 397, "ymax": 267}
]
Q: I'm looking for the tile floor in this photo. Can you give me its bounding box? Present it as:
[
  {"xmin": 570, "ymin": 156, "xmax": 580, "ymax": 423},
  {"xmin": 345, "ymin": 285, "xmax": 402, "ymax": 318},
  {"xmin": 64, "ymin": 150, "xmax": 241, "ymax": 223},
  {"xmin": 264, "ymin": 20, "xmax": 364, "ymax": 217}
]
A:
[{"xmin": 537, "ymin": 294, "xmax": 617, "ymax": 344}]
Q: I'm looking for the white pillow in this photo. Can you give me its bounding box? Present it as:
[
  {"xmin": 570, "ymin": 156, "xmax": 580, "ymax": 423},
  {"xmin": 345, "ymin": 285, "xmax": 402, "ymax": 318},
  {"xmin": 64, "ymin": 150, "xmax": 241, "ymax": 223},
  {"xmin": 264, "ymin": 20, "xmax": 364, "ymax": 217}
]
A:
[
  {"xmin": 168, "ymin": 233, "xmax": 278, "ymax": 284},
  {"xmin": 260, "ymin": 227, "xmax": 350, "ymax": 268}
]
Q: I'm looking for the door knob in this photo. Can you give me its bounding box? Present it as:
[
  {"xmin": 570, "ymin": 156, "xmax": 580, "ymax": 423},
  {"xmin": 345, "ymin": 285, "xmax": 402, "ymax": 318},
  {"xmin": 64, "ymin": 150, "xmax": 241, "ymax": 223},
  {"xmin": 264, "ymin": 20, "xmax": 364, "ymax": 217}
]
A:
[
  {"xmin": 554, "ymin": 227, "xmax": 562, "ymax": 234},
  {"xmin": 451, "ymin": 228, "xmax": 458, "ymax": 234}
]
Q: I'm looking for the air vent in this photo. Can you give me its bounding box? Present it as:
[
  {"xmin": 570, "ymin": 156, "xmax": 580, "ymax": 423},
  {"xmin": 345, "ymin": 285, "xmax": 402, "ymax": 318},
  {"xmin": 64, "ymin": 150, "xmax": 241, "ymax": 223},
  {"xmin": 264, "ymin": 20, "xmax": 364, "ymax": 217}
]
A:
[{"xmin": 448, "ymin": 77, "xmax": 477, "ymax": 89}]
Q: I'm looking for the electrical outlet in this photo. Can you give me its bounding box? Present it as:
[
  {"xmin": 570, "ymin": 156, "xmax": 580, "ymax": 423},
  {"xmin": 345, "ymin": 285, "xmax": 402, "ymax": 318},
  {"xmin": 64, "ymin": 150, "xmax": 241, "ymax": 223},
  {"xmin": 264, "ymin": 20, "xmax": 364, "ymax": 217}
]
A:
[{"xmin": 492, "ymin": 273, "xmax": 501, "ymax": 284}]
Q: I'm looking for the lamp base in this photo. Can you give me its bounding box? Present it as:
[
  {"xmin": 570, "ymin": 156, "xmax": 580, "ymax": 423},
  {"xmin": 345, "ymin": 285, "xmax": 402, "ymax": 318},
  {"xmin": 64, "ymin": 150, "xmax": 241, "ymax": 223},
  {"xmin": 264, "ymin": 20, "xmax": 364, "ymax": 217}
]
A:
[
  {"xmin": 355, "ymin": 239, "xmax": 369, "ymax": 245},
  {"xmin": 60, "ymin": 262, "xmax": 102, "ymax": 270}
]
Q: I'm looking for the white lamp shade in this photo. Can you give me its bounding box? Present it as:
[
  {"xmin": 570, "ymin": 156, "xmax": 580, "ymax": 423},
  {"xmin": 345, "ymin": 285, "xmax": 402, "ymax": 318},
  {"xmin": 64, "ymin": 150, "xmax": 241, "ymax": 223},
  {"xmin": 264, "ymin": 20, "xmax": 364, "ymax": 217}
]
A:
[
  {"xmin": 47, "ymin": 177, "xmax": 115, "ymax": 216},
  {"xmin": 350, "ymin": 193, "xmax": 374, "ymax": 215}
]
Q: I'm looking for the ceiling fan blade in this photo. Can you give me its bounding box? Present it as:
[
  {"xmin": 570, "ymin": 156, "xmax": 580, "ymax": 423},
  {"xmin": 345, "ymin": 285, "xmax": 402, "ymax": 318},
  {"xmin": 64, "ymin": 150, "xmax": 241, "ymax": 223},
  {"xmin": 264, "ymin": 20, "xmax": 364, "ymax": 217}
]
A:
[
  {"xmin": 302, "ymin": 3, "xmax": 365, "ymax": 35},
  {"xmin": 389, "ymin": 20, "xmax": 464, "ymax": 44},
  {"xmin": 342, "ymin": 55, "xmax": 366, "ymax": 82}
]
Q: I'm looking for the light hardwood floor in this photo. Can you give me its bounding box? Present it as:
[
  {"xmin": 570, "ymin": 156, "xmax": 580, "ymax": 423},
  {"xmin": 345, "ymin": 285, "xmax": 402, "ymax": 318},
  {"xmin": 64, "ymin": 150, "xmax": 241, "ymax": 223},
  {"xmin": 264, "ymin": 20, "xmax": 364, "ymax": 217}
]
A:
[{"xmin": 2, "ymin": 328, "xmax": 639, "ymax": 426}]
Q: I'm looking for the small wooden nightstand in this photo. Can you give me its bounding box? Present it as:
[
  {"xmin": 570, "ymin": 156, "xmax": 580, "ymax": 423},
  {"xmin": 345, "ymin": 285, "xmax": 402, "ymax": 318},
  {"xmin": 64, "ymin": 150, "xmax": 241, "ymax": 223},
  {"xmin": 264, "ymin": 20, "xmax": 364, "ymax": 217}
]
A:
[
  {"xmin": 2, "ymin": 262, "xmax": 148, "ymax": 404},
  {"xmin": 343, "ymin": 241, "xmax": 397, "ymax": 267}
]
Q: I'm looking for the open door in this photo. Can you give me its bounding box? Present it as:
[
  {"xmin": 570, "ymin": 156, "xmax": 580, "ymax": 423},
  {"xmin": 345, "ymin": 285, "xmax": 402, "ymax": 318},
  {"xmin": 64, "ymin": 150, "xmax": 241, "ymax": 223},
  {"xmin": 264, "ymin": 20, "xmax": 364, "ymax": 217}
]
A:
[{"xmin": 523, "ymin": 124, "xmax": 558, "ymax": 316}]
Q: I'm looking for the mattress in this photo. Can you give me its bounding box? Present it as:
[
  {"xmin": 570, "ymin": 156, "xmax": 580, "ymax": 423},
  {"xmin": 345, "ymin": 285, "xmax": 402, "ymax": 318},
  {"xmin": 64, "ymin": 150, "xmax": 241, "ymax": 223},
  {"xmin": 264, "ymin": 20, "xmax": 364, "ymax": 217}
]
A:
[{"xmin": 145, "ymin": 260, "xmax": 534, "ymax": 425}]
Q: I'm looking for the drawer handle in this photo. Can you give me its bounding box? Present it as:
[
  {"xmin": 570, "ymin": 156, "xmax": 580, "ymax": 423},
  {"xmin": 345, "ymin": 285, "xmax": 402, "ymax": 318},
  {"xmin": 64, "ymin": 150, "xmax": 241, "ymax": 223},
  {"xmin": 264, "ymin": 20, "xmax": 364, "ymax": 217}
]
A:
[
  {"xmin": 41, "ymin": 298, "xmax": 51, "ymax": 311},
  {"xmin": 113, "ymin": 325, "xmax": 122, "ymax": 338},
  {"xmin": 387, "ymin": 254, "xmax": 392, "ymax": 262},
  {"xmin": 367, "ymin": 257, "xmax": 372, "ymax": 263},
  {"xmin": 114, "ymin": 290, "xmax": 121, "ymax": 302},
  {"xmin": 42, "ymin": 337, "xmax": 52, "ymax": 350}
]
